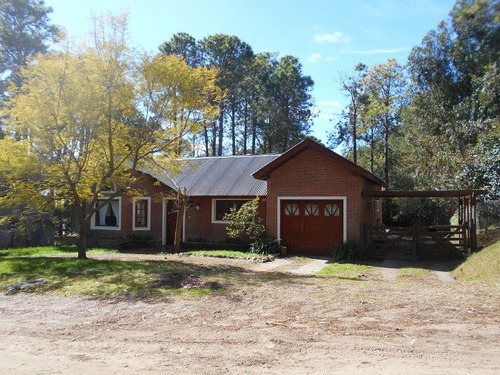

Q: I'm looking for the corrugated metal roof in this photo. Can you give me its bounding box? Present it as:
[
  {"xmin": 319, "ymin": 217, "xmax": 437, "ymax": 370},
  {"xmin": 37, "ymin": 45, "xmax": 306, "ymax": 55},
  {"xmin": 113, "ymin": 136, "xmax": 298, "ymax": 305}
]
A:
[{"xmin": 152, "ymin": 154, "xmax": 280, "ymax": 197}]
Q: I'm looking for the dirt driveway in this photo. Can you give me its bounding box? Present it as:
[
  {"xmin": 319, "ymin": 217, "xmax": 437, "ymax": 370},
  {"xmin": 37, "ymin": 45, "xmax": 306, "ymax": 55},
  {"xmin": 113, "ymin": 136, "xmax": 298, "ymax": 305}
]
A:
[{"xmin": 0, "ymin": 254, "xmax": 499, "ymax": 374}]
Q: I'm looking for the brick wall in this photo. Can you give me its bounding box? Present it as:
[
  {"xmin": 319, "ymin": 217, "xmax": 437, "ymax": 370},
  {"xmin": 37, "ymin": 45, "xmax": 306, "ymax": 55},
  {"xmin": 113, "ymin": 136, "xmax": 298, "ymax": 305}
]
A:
[
  {"xmin": 184, "ymin": 196, "xmax": 266, "ymax": 244},
  {"xmin": 266, "ymin": 148, "xmax": 382, "ymax": 242},
  {"xmin": 89, "ymin": 173, "xmax": 172, "ymax": 243}
]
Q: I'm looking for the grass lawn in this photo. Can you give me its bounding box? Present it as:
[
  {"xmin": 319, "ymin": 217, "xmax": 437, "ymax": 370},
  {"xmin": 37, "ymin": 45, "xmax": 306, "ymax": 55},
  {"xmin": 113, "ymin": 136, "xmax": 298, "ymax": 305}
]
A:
[
  {"xmin": 398, "ymin": 267, "xmax": 432, "ymax": 278},
  {"xmin": 180, "ymin": 249, "xmax": 265, "ymax": 259},
  {"xmin": 453, "ymin": 239, "xmax": 500, "ymax": 283},
  {"xmin": 0, "ymin": 245, "xmax": 278, "ymax": 298},
  {"xmin": 315, "ymin": 262, "xmax": 373, "ymax": 279},
  {"xmin": 0, "ymin": 245, "xmax": 119, "ymax": 258},
  {"xmin": 0, "ymin": 255, "xmax": 240, "ymax": 298}
]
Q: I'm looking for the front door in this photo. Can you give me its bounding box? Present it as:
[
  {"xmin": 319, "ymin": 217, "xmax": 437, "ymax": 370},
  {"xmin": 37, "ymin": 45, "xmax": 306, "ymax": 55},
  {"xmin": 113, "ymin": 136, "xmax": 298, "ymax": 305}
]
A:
[
  {"xmin": 281, "ymin": 199, "xmax": 343, "ymax": 256},
  {"xmin": 166, "ymin": 200, "xmax": 178, "ymax": 245}
]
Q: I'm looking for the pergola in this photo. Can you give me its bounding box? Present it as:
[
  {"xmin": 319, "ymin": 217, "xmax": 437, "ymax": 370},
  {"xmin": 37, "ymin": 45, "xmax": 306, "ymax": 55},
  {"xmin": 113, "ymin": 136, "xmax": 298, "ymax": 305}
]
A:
[{"xmin": 362, "ymin": 189, "xmax": 488, "ymax": 259}]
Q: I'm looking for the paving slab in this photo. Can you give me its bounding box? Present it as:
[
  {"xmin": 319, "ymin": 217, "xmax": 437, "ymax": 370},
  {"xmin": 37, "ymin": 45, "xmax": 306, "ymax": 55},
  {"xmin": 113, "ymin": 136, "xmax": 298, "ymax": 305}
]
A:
[
  {"xmin": 434, "ymin": 270, "xmax": 456, "ymax": 282},
  {"xmin": 290, "ymin": 258, "xmax": 329, "ymax": 275}
]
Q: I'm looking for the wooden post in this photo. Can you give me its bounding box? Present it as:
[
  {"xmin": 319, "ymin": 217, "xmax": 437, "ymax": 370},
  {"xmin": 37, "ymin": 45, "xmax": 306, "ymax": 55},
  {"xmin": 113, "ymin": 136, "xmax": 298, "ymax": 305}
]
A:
[
  {"xmin": 470, "ymin": 193, "xmax": 477, "ymax": 254},
  {"xmin": 173, "ymin": 188, "xmax": 187, "ymax": 253},
  {"xmin": 470, "ymin": 219, "xmax": 477, "ymax": 254},
  {"xmin": 412, "ymin": 225, "xmax": 418, "ymax": 261},
  {"xmin": 462, "ymin": 222, "xmax": 468, "ymax": 255},
  {"xmin": 458, "ymin": 197, "xmax": 463, "ymax": 224}
]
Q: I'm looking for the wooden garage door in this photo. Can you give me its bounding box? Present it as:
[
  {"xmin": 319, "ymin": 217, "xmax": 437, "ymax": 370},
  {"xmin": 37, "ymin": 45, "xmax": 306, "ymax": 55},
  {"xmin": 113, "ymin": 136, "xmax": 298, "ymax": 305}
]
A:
[{"xmin": 281, "ymin": 200, "xmax": 343, "ymax": 256}]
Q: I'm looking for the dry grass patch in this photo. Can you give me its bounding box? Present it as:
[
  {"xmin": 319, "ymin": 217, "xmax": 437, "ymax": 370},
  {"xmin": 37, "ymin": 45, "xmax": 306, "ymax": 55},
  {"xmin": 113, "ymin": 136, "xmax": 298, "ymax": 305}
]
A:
[{"xmin": 454, "ymin": 239, "xmax": 500, "ymax": 283}]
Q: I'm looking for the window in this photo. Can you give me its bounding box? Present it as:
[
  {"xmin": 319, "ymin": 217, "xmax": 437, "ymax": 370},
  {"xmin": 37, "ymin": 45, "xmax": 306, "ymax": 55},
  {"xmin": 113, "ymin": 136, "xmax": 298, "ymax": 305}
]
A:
[
  {"xmin": 284, "ymin": 203, "xmax": 299, "ymax": 216},
  {"xmin": 212, "ymin": 199, "xmax": 249, "ymax": 223},
  {"xmin": 133, "ymin": 197, "xmax": 151, "ymax": 230},
  {"xmin": 324, "ymin": 203, "xmax": 340, "ymax": 217},
  {"xmin": 305, "ymin": 203, "xmax": 319, "ymax": 216},
  {"xmin": 91, "ymin": 198, "xmax": 121, "ymax": 230}
]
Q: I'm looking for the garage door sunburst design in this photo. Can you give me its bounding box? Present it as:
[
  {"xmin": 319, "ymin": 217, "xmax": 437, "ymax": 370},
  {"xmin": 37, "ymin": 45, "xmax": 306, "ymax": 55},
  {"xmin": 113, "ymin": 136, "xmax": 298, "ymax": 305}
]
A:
[
  {"xmin": 284, "ymin": 203, "xmax": 299, "ymax": 216},
  {"xmin": 305, "ymin": 203, "xmax": 319, "ymax": 216},
  {"xmin": 324, "ymin": 203, "xmax": 340, "ymax": 217}
]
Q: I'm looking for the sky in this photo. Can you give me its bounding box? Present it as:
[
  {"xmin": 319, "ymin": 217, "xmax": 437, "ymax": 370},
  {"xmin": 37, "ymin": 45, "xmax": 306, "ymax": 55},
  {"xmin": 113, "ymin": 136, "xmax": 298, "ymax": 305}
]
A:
[{"xmin": 44, "ymin": 0, "xmax": 457, "ymax": 145}]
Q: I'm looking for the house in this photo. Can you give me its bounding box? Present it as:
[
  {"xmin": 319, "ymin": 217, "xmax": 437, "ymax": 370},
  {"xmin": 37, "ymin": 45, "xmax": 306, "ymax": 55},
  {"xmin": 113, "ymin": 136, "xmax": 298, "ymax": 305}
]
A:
[
  {"xmin": 0, "ymin": 184, "xmax": 54, "ymax": 249},
  {"xmin": 88, "ymin": 138, "xmax": 386, "ymax": 256}
]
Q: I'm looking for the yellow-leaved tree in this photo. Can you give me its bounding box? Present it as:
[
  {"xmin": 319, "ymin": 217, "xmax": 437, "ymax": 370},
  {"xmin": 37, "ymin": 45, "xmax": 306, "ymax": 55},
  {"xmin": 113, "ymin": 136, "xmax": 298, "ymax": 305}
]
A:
[{"xmin": 0, "ymin": 13, "xmax": 220, "ymax": 258}]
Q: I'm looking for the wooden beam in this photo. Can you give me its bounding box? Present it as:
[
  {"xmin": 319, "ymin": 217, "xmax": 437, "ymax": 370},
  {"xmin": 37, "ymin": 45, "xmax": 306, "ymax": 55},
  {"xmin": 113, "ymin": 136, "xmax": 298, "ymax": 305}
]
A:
[{"xmin": 362, "ymin": 189, "xmax": 488, "ymax": 198}]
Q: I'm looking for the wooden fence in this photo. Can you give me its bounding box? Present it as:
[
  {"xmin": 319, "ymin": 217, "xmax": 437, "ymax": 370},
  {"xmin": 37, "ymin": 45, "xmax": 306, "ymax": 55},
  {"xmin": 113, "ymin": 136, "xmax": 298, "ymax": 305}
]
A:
[{"xmin": 366, "ymin": 223, "xmax": 469, "ymax": 260}]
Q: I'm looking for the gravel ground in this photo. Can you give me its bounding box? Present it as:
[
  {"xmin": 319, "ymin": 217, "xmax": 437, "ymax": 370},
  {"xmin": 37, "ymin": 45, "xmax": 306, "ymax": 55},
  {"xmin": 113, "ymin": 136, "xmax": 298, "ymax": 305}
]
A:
[{"xmin": 1, "ymin": 254, "xmax": 499, "ymax": 374}]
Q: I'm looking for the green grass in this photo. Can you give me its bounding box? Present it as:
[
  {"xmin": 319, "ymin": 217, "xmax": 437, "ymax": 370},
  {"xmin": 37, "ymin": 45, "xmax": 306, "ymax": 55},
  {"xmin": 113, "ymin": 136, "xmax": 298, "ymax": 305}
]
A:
[
  {"xmin": 316, "ymin": 262, "xmax": 372, "ymax": 279},
  {"xmin": 181, "ymin": 249, "xmax": 262, "ymax": 259},
  {"xmin": 0, "ymin": 245, "xmax": 118, "ymax": 258},
  {"xmin": 453, "ymin": 239, "xmax": 500, "ymax": 283},
  {"xmin": 0, "ymin": 245, "xmax": 238, "ymax": 298},
  {"xmin": 398, "ymin": 267, "xmax": 431, "ymax": 278}
]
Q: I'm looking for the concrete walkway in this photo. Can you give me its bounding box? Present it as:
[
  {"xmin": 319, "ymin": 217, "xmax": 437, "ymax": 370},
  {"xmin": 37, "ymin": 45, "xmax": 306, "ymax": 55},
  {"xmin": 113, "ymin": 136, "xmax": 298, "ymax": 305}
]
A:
[
  {"xmin": 253, "ymin": 258, "xmax": 291, "ymax": 272},
  {"xmin": 257, "ymin": 257, "xmax": 456, "ymax": 281},
  {"xmin": 373, "ymin": 259, "xmax": 456, "ymax": 282},
  {"xmin": 434, "ymin": 270, "xmax": 456, "ymax": 282},
  {"xmin": 290, "ymin": 258, "xmax": 330, "ymax": 275}
]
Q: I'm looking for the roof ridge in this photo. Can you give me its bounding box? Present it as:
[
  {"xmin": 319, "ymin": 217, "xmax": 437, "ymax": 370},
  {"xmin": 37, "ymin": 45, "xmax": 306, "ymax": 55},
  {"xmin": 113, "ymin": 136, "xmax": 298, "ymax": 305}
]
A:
[{"xmin": 181, "ymin": 153, "xmax": 281, "ymax": 161}]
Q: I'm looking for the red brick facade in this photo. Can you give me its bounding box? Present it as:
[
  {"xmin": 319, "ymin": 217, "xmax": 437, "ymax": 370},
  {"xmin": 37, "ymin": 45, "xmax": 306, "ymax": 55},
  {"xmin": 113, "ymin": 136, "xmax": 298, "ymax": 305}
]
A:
[
  {"xmin": 88, "ymin": 139, "xmax": 384, "ymax": 252},
  {"xmin": 264, "ymin": 147, "xmax": 382, "ymax": 242},
  {"xmin": 184, "ymin": 196, "xmax": 266, "ymax": 243},
  {"xmin": 88, "ymin": 173, "xmax": 172, "ymax": 243}
]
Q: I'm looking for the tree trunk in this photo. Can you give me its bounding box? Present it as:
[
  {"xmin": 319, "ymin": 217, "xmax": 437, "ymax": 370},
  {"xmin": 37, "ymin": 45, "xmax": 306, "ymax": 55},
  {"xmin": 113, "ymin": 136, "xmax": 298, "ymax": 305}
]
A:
[
  {"xmin": 211, "ymin": 123, "xmax": 217, "ymax": 156},
  {"xmin": 218, "ymin": 111, "xmax": 224, "ymax": 156},
  {"xmin": 243, "ymin": 103, "xmax": 248, "ymax": 155},
  {"xmin": 352, "ymin": 110, "xmax": 357, "ymax": 165},
  {"xmin": 251, "ymin": 118, "xmax": 257, "ymax": 154},
  {"xmin": 173, "ymin": 188, "xmax": 187, "ymax": 253},
  {"xmin": 384, "ymin": 121, "xmax": 390, "ymax": 185},
  {"xmin": 231, "ymin": 105, "xmax": 236, "ymax": 155},
  {"xmin": 76, "ymin": 204, "xmax": 89, "ymax": 259},
  {"xmin": 77, "ymin": 221, "xmax": 89, "ymax": 259},
  {"xmin": 203, "ymin": 126, "xmax": 209, "ymax": 157}
]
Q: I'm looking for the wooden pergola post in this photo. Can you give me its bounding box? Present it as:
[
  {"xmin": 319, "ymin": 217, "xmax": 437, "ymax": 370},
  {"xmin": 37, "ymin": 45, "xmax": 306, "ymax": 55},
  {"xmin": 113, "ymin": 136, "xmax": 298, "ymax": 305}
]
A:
[
  {"xmin": 361, "ymin": 189, "xmax": 487, "ymax": 258},
  {"xmin": 470, "ymin": 192, "xmax": 477, "ymax": 253}
]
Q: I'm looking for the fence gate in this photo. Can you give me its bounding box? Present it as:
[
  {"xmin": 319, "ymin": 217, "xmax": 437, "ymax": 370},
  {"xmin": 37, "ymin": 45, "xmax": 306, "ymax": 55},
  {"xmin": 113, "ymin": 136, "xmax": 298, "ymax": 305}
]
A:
[{"xmin": 368, "ymin": 224, "xmax": 468, "ymax": 260}]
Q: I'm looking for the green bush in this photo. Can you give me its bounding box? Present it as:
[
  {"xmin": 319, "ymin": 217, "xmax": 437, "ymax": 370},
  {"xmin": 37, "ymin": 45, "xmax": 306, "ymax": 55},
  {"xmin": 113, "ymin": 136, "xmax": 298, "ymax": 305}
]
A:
[
  {"xmin": 225, "ymin": 197, "xmax": 265, "ymax": 243},
  {"xmin": 332, "ymin": 240, "xmax": 371, "ymax": 261},
  {"xmin": 250, "ymin": 237, "xmax": 281, "ymax": 255}
]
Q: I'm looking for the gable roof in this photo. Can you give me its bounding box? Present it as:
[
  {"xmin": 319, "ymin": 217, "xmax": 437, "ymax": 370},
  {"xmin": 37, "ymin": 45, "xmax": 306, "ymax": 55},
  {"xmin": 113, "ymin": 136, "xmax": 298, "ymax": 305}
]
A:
[
  {"xmin": 153, "ymin": 154, "xmax": 280, "ymax": 196},
  {"xmin": 252, "ymin": 138, "xmax": 387, "ymax": 187}
]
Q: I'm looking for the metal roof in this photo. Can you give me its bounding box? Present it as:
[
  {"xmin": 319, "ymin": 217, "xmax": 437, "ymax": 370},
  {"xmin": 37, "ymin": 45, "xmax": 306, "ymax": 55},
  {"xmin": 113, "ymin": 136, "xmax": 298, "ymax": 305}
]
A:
[{"xmin": 153, "ymin": 154, "xmax": 280, "ymax": 197}]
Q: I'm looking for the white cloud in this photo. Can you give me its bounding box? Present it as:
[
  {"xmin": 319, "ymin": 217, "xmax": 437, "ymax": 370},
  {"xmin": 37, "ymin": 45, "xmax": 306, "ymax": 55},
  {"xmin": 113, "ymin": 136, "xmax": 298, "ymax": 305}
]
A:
[
  {"xmin": 314, "ymin": 31, "xmax": 351, "ymax": 44},
  {"xmin": 306, "ymin": 53, "xmax": 322, "ymax": 64},
  {"xmin": 325, "ymin": 56, "xmax": 338, "ymax": 62},
  {"xmin": 318, "ymin": 101, "xmax": 341, "ymax": 120},
  {"xmin": 321, "ymin": 112, "xmax": 336, "ymax": 120}
]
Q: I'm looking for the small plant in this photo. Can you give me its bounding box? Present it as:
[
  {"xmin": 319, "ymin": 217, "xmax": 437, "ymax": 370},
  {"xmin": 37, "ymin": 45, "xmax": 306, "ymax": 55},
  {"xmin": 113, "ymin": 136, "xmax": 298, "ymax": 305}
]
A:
[
  {"xmin": 225, "ymin": 197, "xmax": 265, "ymax": 243},
  {"xmin": 250, "ymin": 237, "xmax": 281, "ymax": 255},
  {"xmin": 332, "ymin": 240, "xmax": 371, "ymax": 261}
]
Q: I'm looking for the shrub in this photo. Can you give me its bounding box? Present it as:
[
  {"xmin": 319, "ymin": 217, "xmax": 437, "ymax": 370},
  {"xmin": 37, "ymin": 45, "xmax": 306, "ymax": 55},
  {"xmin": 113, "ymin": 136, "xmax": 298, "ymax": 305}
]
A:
[
  {"xmin": 225, "ymin": 197, "xmax": 265, "ymax": 243},
  {"xmin": 120, "ymin": 235, "xmax": 157, "ymax": 250},
  {"xmin": 332, "ymin": 240, "xmax": 371, "ymax": 261},
  {"xmin": 250, "ymin": 237, "xmax": 281, "ymax": 255}
]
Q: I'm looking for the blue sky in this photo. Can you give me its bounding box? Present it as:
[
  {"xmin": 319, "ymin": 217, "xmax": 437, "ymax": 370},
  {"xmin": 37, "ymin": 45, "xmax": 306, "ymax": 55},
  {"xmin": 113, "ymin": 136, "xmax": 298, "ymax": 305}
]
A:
[{"xmin": 44, "ymin": 0, "xmax": 456, "ymax": 144}]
